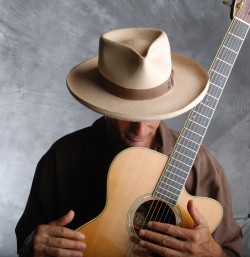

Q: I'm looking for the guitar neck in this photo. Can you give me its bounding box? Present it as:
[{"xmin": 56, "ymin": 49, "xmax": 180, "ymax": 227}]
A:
[{"xmin": 153, "ymin": 18, "xmax": 250, "ymax": 206}]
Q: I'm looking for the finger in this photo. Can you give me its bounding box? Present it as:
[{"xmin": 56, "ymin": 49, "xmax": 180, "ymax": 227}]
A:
[
  {"xmin": 46, "ymin": 236, "xmax": 86, "ymax": 250},
  {"xmin": 50, "ymin": 210, "xmax": 75, "ymax": 227},
  {"xmin": 139, "ymin": 239, "xmax": 184, "ymax": 257},
  {"xmin": 146, "ymin": 221, "xmax": 190, "ymax": 240},
  {"xmin": 44, "ymin": 246, "xmax": 83, "ymax": 257},
  {"xmin": 139, "ymin": 228, "xmax": 185, "ymax": 250},
  {"xmin": 47, "ymin": 225, "xmax": 85, "ymax": 241},
  {"xmin": 187, "ymin": 200, "xmax": 208, "ymax": 228}
]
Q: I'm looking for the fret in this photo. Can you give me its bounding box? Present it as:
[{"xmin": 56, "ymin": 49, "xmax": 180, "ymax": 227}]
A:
[
  {"xmin": 162, "ymin": 171, "xmax": 186, "ymax": 185},
  {"xmin": 167, "ymin": 160, "xmax": 190, "ymax": 174},
  {"xmin": 198, "ymin": 106, "xmax": 214, "ymax": 119},
  {"xmin": 172, "ymin": 150, "xmax": 194, "ymax": 161},
  {"xmin": 157, "ymin": 184, "xmax": 181, "ymax": 196},
  {"xmin": 226, "ymin": 32, "xmax": 243, "ymax": 46},
  {"xmin": 215, "ymin": 52, "xmax": 235, "ymax": 67},
  {"xmin": 211, "ymin": 59, "xmax": 232, "ymax": 77},
  {"xmin": 228, "ymin": 31, "xmax": 244, "ymax": 40},
  {"xmin": 209, "ymin": 80, "xmax": 224, "ymax": 89},
  {"xmin": 188, "ymin": 111, "xmax": 212, "ymax": 123},
  {"xmin": 194, "ymin": 102, "xmax": 215, "ymax": 118},
  {"xmin": 206, "ymin": 92, "xmax": 219, "ymax": 101},
  {"xmin": 178, "ymin": 130, "xmax": 203, "ymax": 149},
  {"xmin": 228, "ymin": 23, "xmax": 245, "ymax": 35},
  {"xmin": 183, "ymin": 125, "xmax": 203, "ymax": 137},
  {"xmin": 230, "ymin": 20, "xmax": 249, "ymax": 38},
  {"xmin": 194, "ymin": 103, "xmax": 213, "ymax": 116},
  {"xmin": 171, "ymin": 154, "xmax": 193, "ymax": 167},
  {"xmin": 216, "ymin": 57, "xmax": 233, "ymax": 67},
  {"xmin": 155, "ymin": 186, "xmax": 179, "ymax": 199},
  {"xmin": 187, "ymin": 118, "xmax": 206, "ymax": 129},
  {"xmin": 153, "ymin": 191, "xmax": 177, "ymax": 205},
  {"xmin": 199, "ymin": 97, "xmax": 218, "ymax": 117},
  {"xmin": 207, "ymin": 83, "xmax": 223, "ymax": 99},
  {"xmin": 222, "ymin": 45, "xmax": 238, "ymax": 54},
  {"xmin": 224, "ymin": 33, "xmax": 244, "ymax": 52},
  {"xmin": 188, "ymin": 112, "xmax": 210, "ymax": 128},
  {"xmin": 199, "ymin": 102, "xmax": 215, "ymax": 111},
  {"xmin": 216, "ymin": 47, "xmax": 237, "ymax": 64},
  {"xmin": 166, "ymin": 158, "xmax": 190, "ymax": 178},
  {"xmin": 180, "ymin": 135, "xmax": 200, "ymax": 147},
  {"xmin": 181, "ymin": 128, "xmax": 203, "ymax": 145},
  {"xmin": 200, "ymin": 95, "xmax": 218, "ymax": 112},
  {"xmin": 193, "ymin": 105, "xmax": 213, "ymax": 119},
  {"xmin": 210, "ymin": 69, "xmax": 228, "ymax": 79},
  {"xmin": 157, "ymin": 185, "xmax": 181, "ymax": 198},
  {"xmin": 161, "ymin": 175, "xmax": 184, "ymax": 187},
  {"xmin": 166, "ymin": 163, "xmax": 189, "ymax": 178},
  {"xmin": 175, "ymin": 142, "xmax": 197, "ymax": 156},
  {"xmin": 184, "ymin": 119, "xmax": 206, "ymax": 136}
]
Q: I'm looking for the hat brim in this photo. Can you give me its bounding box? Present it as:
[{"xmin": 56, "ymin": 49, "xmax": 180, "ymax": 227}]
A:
[{"xmin": 67, "ymin": 53, "xmax": 209, "ymax": 121}]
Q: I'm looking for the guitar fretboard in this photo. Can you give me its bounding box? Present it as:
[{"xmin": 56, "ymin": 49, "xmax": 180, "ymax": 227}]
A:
[{"xmin": 153, "ymin": 18, "xmax": 249, "ymax": 206}]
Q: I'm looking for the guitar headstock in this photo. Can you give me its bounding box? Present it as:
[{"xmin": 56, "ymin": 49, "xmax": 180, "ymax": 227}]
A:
[{"xmin": 233, "ymin": 0, "xmax": 250, "ymax": 24}]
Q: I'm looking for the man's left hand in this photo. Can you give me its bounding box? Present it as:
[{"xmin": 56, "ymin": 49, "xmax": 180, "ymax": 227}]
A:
[{"xmin": 139, "ymin": 200, "xmax": 226, "ymax": 257}]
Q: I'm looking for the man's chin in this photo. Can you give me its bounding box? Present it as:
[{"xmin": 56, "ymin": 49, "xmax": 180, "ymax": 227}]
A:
[{"xmin": 126, "ymin": 141, "xmax": 149, "ymax": 148}]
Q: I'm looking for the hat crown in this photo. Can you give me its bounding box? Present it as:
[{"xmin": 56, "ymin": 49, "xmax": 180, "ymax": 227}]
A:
[{"xmin": 98, "ymin": 28, "xmax": 172, "ymax": 90}]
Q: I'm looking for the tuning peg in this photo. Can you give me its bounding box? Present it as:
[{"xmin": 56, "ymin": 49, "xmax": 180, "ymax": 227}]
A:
[{"xmin": 236, "ymin": 0, "xmax": 244, "ymax": 9}]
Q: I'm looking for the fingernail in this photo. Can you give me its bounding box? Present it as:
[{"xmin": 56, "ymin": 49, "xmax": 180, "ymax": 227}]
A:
[
  {"xmin": 139, "ymin": 229, "xmax": 145, "ymax": 236},
  {"xmin": 147, "ymin": 221, "xmax": 152, "ymax": 227},
  {"xmin": 79, "ymin": 242, "xmax": 86, "ymax": 249},
  {"xmin": 139, "ymin": 240, "xmax": 145, "ymax": 247},
  {"xmin": 79, "ymin": 233, "xmax": 85, "ymax": 240},
  {"xmin": 76, "ymin": 251, "xmax": 83, "ymax": 257}
]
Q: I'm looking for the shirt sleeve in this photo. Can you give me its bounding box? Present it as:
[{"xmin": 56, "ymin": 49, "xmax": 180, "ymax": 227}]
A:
[{"xmin": 15, "ymin": 148, "xmax": 57, "ymax": 255}]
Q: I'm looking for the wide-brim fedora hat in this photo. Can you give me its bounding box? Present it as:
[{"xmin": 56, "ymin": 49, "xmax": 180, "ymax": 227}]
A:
[{"xmin": 67, "ymin": 27, "xmax": 209, "ymax": 121}]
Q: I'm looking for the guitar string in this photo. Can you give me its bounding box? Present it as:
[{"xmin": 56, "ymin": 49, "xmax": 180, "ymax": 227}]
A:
[
  {"xmin": 158, "ymin": 15, "xmax": 249, "ymax": 243},
  {"xmin": 143, "ymin": 18, "xmax": 245, "ymax": 233},
  {"xmin": 164, "ymin": 17, "xmax": 245, "ymax": 250},
  {"xmin": 157, "ymin": 18, "xmax": 246, "ymax": 209},
  {"xmin": 133, "ymin": 18, "xmax": 236, "ymax": 250},
  {"xmin": 128, "ymin": 18, "xmax": 248, "ymax": 254},
  {"xmin": 155, "ymin": 15, "xmax": 237, "ymax": 233}
]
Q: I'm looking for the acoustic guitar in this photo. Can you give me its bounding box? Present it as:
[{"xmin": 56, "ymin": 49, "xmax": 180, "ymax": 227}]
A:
[{"xmin": 77, "ymin": 1, "xmax": 250, "ymax": 256}]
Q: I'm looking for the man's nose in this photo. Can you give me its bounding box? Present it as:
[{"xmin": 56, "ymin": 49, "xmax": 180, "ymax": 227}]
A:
[{"xmin": 131, "ymin": 122, "xmax": 147, "ymax": 136}]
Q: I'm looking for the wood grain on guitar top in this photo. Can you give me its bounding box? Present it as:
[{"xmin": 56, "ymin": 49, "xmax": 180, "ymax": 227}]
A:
[{"xmin": 76, "ymin": 147, "xmax": 223, "ymax": 257}]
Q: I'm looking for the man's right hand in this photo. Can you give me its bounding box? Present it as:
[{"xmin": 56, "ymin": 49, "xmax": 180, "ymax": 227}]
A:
[{"xmin": 32, "ymin": 210, "xmax": 85, "ymax": 257}]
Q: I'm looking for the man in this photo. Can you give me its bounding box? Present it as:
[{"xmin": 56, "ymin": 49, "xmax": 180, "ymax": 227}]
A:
[{"xmin": 16, "ymin": 28, "xmax": 242, "ymax": 256}]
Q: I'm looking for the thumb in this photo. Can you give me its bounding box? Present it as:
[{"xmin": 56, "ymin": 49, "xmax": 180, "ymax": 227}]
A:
[
  {"xmin": 49, "ymin": 210, "xmax": 75, "ymax": 227},
  {"xmin": 187, "ymin": 200, "xmax": 208, "ymax": 228}
]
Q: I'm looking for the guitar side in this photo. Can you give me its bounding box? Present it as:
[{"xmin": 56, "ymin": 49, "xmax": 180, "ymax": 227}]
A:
[{"xmin": 77, "ymin": 147, "xmax": 223, "ymax": 257}]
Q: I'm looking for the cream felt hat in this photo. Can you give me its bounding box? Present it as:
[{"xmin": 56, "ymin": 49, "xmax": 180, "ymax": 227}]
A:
[{"xmin": 67, "ymin": 27, "xmax": 209, "ymax": 121}]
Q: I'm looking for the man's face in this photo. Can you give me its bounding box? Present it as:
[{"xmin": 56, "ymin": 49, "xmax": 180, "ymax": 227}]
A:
[{"xmin": 105, "ymin": 118, "xmax": 160, "ymax": 150}]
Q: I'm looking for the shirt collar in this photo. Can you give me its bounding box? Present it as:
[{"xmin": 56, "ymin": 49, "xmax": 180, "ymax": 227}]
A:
[{"xmin": 154, "ymin": 121, "xmax": 175, "ymax": 156}]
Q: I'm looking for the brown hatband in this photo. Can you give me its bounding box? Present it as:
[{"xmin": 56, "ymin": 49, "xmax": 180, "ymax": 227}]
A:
[{"xmin": 98, "ymin": 70, "xmax": 174, "ymax": 100}]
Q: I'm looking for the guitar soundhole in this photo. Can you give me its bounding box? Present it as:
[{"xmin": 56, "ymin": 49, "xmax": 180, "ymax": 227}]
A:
[{"xmin": 133, "ymin": 200, "xmax": 177, "ymax": 240}]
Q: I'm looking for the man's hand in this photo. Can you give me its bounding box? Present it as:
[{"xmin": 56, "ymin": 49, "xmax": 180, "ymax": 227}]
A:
[
  {"xmin": 139, "ymin": 200, "xmax": 226, "ymax": 257},
  {"xmin": 32, "ymin": 210, "xmax": 85, "ymax": 257}
]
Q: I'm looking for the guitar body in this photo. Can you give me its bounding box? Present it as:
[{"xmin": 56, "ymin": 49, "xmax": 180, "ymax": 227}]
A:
[{"xmin": 77, "ymin": 147, "xmax": 223, "ymax": 257}]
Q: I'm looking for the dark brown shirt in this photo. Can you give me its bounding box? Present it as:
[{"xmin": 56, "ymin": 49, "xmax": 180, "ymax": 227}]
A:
[{"xmin": 15, "ymin": 117, "xmax": 242, "ymax": 256}]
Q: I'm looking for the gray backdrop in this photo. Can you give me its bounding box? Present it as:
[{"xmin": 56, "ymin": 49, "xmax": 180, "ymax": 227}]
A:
[{"xmin": 0, "ymin": 0, "xmax": 249, "ymax": 256}]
